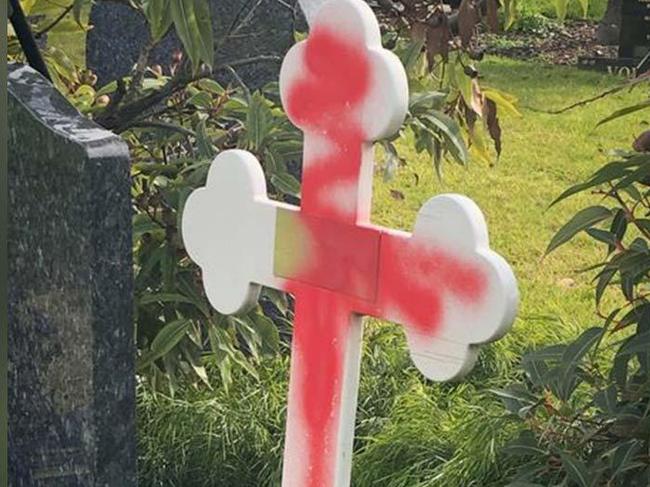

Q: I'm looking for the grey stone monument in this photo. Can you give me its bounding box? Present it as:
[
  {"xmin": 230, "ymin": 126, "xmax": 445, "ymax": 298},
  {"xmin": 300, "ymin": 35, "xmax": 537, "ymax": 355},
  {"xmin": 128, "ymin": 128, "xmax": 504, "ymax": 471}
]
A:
[
  {"xmin": 87, "ymin": 0, "xmax": 305, "ymax": 89},
  {"xmin": 580, "ymin": 0, "xmax": 650, "ymax": 77},
  {"xmin": 8, "ymin": 63, "xmax": 135, "ymax": 486}
]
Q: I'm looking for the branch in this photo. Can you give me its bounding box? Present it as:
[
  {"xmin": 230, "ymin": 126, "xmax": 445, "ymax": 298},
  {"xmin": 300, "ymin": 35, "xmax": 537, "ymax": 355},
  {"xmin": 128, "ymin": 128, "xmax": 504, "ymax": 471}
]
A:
[
  {"xmin": 95, "ymin": 55, "xmax": 281, "ymax": 132},
  {"xmin": 531, "ymin": 72, "xmax": 650, "ymax": 115},
  {"xmin": 124, "ymin": 120, "xmax": 197, "ymax": 137},
  {"xmin": 226, "ymin": 54, "xmax": 281, "ymax": 68},
  {"xmin": 124, "ymin": 37, "xmax": 156, "ymax": 103},
  {"xmin": 9, "ymin": 0, "xmax": 51, "ymax": 80},
  {"xmin": 34, "ymin": 3, "xmax": 74, "ymax": 39}
]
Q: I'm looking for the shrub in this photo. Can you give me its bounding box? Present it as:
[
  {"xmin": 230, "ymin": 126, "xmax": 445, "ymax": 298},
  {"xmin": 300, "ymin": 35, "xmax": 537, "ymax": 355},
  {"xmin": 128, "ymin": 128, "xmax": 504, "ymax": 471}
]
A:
[
  {"xmin": 9, "ymin": 0, "xmax": 520, "ymax": 391},
  {"xmin": 497, "ymin": 91, "xmax": 650, "ymax": 486}
]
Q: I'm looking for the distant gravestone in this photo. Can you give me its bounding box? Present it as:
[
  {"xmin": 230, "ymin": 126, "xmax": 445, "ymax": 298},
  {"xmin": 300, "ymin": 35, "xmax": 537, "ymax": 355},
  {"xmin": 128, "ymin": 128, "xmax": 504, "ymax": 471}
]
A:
[
  {"xmin": 86, "ymin": 0, "xmax": 304, "ymax": 89},
  {"xmin": 580, "ymin": 0, "xmax": 650, "ymax": 77},
  {"xmin": 8, "ymin": 63, "xmax": 135, "ymax": 486}
]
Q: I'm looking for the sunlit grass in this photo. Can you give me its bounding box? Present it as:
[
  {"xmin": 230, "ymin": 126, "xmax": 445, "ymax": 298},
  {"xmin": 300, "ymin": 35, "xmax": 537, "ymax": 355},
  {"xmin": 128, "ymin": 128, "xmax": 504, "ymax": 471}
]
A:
[
  {"xmin": 516, "ymin": 0, "xmax": 607, "ymax": 19},
  {"xmin": 138, "ymin": 58, "xmax": 647, "ymax": 486}
]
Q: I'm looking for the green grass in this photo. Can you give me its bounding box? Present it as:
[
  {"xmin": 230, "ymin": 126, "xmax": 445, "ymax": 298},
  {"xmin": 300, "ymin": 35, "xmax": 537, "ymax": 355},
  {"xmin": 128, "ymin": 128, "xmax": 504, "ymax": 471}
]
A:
[
  {"xmin": 138, "ymin": 58, "xmax": 647, "ymax": 486},
  {"xmin": 516, "ymin": 0, "xmax": 607, "ymax": 20}
]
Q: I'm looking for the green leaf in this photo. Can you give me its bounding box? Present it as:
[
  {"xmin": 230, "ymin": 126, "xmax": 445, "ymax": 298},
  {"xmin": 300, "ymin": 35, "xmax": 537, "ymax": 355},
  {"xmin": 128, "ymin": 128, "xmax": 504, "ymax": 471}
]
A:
[
  {"xmin": 170, "ymin": 0, "xmax": 214, "ymax": 70},
  {"xmin": 618, "ymin": 330, "xmax": 650, "ymax": 356},
  {"xmin": 143, "ymin": 0, "xmax": 173, "ymax": 41},
  {"xmin": 187, "ymin": 91, "xmax": 212, "ymax": 109},
  {"xmin": 554, "ymin": 0, "xmax": 568, "ymax": 21},
  {"xmin": 270, "ymin": 172, "xmax": 301, "ymax": 197},
  {"xmin": 175, "ymin": 273, "xmax": 211, "ymax": 317},
  {"xmin": 527, "ymin": 344, "xmax": 566, "ymax": 362},
  {"xmin": 597, "ymin": 99, "xmax": 650, "ymax": 127},
  {"xmin": 577, "ymin": 0, "xmax": 589, "ymax": 17},
  {"xmin": 614, "ymin": 162, "xmax": 650, "ymax": 191},
  {"xmin": 133, "ymin": 213, "xmax": 164, "ymax": 240},
  {"xmin": 245, "ymin": 92, "xmax": 273, "ymax": 151},
  {"xmin": 521, "ymin": 354, "xmax": 549, "ymax": 387},
  {"xmin": 252, "ymin": 313, "xmax": 280, "ymax": 355},
  {"xmin": 421, "ymin": 111, "xmax": 468, "ymax": 165},
  {"xmin": 610, "ymin": 209, "xmax": 628, "ymax": 253},
  {"xmin": 611, "ymin": 348, "xmax": 630, "ymax": 387},
  {"xmin": 180, "ymin": 341, "xmax": 210, "ymax": 386},
  {"xmin": 636, "ymin": 217, "xmax": 650, "ymax": 236},
  {"xmin": 194, "ymin": 119, "xmax": 215, "ymax": 158},
  {"xmin": 585, "ymin": 228, "xmax": 617, "ymax": 247},
  {"xmin": 502, "ymin": 0, "xmax": 518, "ymax": 29},
  {"xmin": 72, "ymin": 0, "xmax": 89, "ymax": 25},
  {"xmin": 197, "ymin": 78, "xmax": 225, "ymax": 95},
  {"xmin": 549, "ymin": 160, "xmax": 635, "ymax": 207},
  {"xmin": 560, "ymin": 327, "xmax": 602, "ymax": 372},
  {"xmin": 138, "ymin": 318, "xmax": 190, "ymax": 370},
  {"xmin": 483, "ymin": 87, "xmax": 522, "ymax": 117},
  {"xmin": 503, "ymin": 430, "xmax": 547, "ymax": 457},
  {"xmin": 96, "ymin": 80, "xmax": 118, "ymax": 96},
  {"xmin": 594, "ymin": 385, "xmax": 618, "ymax": 413},
  {"xmin": 135, "ymin": 244, "xmax": 165, "ymax": 289},
  {"xmin": 610, "ymin": 440, "xmax": 643, "ymax": 480},
  {"xmin": 401, "ymin": 37, "xmax": 425, "ymax": 73},
  {"xmin": 409, "ymin": 91, "xmax": 447, "ymax": 113},
  {"xmin": 595, "ymin": 265, "xmax": 616, "ymax": 305},
  {"xmin": 546, "ymin": 206, "xmax": 613, "ymax": 254},
  {"xmin": 559, "ymin": 451, "xmax": 590, "ymax": 487},
  {"xmin": 490, "ymin": 385, "xmax": 538, "ymax": 414}
]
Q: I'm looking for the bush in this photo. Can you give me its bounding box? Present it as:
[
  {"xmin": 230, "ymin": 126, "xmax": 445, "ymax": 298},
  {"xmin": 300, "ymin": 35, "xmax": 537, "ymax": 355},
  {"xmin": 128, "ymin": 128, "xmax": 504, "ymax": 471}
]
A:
[
  {"xmin": 9, "ymin": 0, "xmax": 521, "ymax": 392},
  {"xmin": 497, "ymin": 92, "xmax": 650, "ymax": 486}
]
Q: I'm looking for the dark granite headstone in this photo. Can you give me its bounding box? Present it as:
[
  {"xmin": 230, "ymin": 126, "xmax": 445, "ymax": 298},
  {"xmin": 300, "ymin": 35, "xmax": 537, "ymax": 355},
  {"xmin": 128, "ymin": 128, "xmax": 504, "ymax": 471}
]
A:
[
  {"xmin": 580, "ymin": 0, "xmax": 650, "ymax": 76},
  {"xmin": 86, "ymin": 0, "xmax": 304, "ymax": 89},
  {"xmin": 619, "ymin": 0, "xmax": 650, "ymax": 59},
  {"xmin": 8, "ymin": 63, "xmax": 135, "ymax": 486}
]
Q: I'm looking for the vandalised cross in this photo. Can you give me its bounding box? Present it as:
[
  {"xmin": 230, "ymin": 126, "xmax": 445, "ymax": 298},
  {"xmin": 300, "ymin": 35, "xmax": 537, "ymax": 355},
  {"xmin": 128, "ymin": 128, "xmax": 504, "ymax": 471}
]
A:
[{"xmin": 181, "ymin": 0, "xmax": 519, "ymax": 486}]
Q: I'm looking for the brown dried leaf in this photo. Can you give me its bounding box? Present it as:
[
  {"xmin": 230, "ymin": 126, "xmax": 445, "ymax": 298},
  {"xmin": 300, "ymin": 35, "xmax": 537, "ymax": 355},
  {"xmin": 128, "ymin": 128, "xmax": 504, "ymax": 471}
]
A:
[
  {"xmin": 463, "ymin": 99, "xmax": 478, "ymax": 132},
  {"xmin": 458, "ymin": 0, "xmax": 479, "ymax": 47},
  {"xmin": 390, "ymin": 189, "xmax": 405, "ymax": 200},
  {"xmin": 486, "ymin": 0, "xmax": 499, "ymax": 33},
  {"xmin": 425, "ymin": 13, "xmax": 451, "ymax": 67},
  {"xmin": 633, "ymin": 130, "xmax": 650, "ymax": 153},
  {"xmin": 484, "ymin": 98, "xmax": 502, "ymax": 157},
  {"xmin": 411, "ymin": 21, "xmax": 427, "ymax": 42}
]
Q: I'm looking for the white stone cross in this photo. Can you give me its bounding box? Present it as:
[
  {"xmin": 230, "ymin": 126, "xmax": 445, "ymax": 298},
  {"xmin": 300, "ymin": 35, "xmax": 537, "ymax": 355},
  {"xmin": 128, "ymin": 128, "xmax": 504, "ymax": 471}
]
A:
[{"xmin": 182, "ymin": 1, "xmax": 519, "ymax": 485}]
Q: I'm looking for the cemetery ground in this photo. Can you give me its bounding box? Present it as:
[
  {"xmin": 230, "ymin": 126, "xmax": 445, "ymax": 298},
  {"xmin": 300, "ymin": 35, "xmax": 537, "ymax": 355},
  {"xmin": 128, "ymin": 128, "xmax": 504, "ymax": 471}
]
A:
[{"xmin": 138, "ymin": 57, "xmax": 646, "ymax": 486}]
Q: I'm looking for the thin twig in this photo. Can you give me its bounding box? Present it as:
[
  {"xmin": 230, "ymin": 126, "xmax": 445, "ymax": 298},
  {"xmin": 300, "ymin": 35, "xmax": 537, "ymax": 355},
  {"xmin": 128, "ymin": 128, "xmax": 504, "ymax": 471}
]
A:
[
  {"xmin": 123, "ymin": 120, "xmax": 197, "ymax": 137},
  {"xmin": 226, "ymin": 54, "xmax": 281, "ymax": 68},
  {"xmin": 124, "ymin": 37, "xmax": 156, "ymax": 103},
  {"xmin": 530, "ymin": 72, "xmax": 650, "ymax": 115},
  {"xmin": 34, "ymin": 3, "xmax": 74, "ymax": 39},
  {"xmin": 96, "ymin": 55, "xmax": 279, "ymax": 132}
]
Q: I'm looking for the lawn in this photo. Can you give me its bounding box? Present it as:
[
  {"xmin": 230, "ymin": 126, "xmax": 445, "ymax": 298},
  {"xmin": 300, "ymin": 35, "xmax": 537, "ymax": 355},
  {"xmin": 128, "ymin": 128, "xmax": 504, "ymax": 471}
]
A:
[
  {"xmin": 516, "ymin": 0, "xmax": 607, "ymax": 20},
  {"xmin": 138, "ymin": 58, "xmax": 647, "ymax": 486}
]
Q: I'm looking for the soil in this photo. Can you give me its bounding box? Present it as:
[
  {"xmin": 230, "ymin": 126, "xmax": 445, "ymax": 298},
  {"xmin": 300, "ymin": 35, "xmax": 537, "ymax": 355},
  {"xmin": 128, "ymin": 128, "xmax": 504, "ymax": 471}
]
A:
[{"xmin": 473, "ymin": 20, "xmax": 618, "ymax": 66}]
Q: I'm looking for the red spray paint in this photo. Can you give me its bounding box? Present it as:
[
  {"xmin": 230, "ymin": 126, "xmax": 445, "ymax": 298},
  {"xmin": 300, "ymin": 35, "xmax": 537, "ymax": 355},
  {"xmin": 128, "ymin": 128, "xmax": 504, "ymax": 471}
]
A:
[{"xmin": 282, "ymin": 25, "xmax": 487, "ymax": 487}]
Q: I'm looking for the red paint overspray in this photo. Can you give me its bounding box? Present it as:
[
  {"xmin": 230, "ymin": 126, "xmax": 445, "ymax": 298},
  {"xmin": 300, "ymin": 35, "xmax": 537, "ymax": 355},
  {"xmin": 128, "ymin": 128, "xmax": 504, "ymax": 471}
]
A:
[
  {"xmin": 286, "ymin": 26, "xmax": 370, "ymax": 223},
  {"xmin": 281, "ymin": 22, "xmax": 488, "ymax": 487},
  {"xmin": 283, "ymin": 26, "xmax": 372, "ymax": 487},
  {"xmin": 377, "ymin": 234, "xmax": 487, "ymax": 335},
  {"xmin": 288, "ymin": 285, "xmax": 351, "ymax": 487}
]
